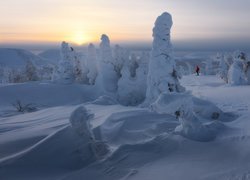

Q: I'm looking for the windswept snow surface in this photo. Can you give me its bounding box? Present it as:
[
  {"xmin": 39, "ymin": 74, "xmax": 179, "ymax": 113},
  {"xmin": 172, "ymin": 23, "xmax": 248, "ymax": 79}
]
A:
[{"xmin": 1, "ymin": 74, "xmax": 250, "ymax": 180}]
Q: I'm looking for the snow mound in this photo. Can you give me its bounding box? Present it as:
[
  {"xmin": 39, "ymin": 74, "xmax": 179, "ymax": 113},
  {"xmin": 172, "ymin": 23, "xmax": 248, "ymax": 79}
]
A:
[
  {"xmin": 92, "ymin": 95, "xmax": 118, "ymax": 105},
  {"xmin": 62, "ymin": 133, "xmax": 179, "ymax": 180},
  {"xmin": 0, "ymin": 82, "xmax": 99, "ymax": 111},
  {"xmin": 151, "ymin": 92, "xmax": 232, "ymax": 141},
  {"xmin": 99, "ymin": 110, "xmax": 178, "ymax": 146},
  {"xmin": 151, "ymin": 92, "xmax": 234, "ymax": 122},
  {"xmin": 0, "ymin": 126, "xmax": 97, "ymax": 180}
]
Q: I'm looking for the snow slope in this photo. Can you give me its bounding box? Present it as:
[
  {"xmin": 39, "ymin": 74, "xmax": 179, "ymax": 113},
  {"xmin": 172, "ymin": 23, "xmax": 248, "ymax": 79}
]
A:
[
  {"xmin": 38, "ymin": 49, "xmax": 61, "ymax": 64},
  {"xmin": 0, "ymin": 82, "xmax": 101, "ymax": 117},
  {"xmin": 0, "ymin": 48, "xmax": 50, "ymax": 68},
  {"xmin": 1, "ymin": 75, "xmax": 250, "ymax": 180}
]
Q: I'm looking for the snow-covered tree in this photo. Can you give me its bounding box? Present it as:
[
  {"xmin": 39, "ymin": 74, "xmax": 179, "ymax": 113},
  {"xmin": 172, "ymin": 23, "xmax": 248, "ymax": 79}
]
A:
[
  {"xmin": 145, "ymin": 12, "xmax": 184, "ymax": 104},
  {"xmin": 95, "ymin": 34, "xmax": 118, "ymax": 93},
  {"xmin": 205, "ymin": 59, "xmax": 214, "ymax": 75},
  {"xmin": 70, "ymin": 106, "xmax": 109, "ymax": 159},
  {"xmin": 245, "ymin": 61, "xmax": 250, "ymax": 85},
  {"xmin": 117, "ymin": 57, "xmax": 146, "ymax": 106},
  {"xmin": 228, "ymin": 51, "xmax": 247, "ymax": 85},
  {"xmin": 113, "ymin": 45, "xmax": 127, "ymax": 77},
  {"xmin": 38, "ymin": 65, "xmax": 54, "ymax": 81},
  {"xmin": 129, "ymin": 53, "xmax": 139, "ymax": 78},
  {"xmin": 25, "ymin": 60, "xmax": 39, "ymax": 81},
  {"xmin": 0, "ymin": 66, "xmax": 11, "ymax": 83},
  {"xmin": 54, "ymin": 41, "xmax": 75, "ymax": 83},
  {"xmin": 217, "ymin": 53, "xmax": 229, "ymax": 83},
  {"xmin": 86, "ymin": 43, "xmax": 98, "ymax": 85},
  {"xmin": 10, "ymin": 68, "xmax": 26, "ymax": 83}
]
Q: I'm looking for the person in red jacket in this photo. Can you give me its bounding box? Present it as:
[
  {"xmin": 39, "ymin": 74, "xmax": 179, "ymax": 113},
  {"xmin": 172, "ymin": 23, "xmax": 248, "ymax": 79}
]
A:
[{"xmin": 195, "ymin": 65, "xmax": 200, "ymax": 76}]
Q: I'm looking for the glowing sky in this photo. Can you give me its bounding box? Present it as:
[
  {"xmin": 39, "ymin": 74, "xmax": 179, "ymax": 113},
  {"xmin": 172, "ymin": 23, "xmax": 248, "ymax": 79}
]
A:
[{"xmin": 1, "ymin": 0, "xmax": 250, "ymax": 48}]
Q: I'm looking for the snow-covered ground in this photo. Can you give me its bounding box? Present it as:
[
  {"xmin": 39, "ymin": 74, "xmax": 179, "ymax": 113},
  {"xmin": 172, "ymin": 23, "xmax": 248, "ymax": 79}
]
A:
[{"xmin": 0, "ymin": 74, "xmax": 250, "ymax": 180}]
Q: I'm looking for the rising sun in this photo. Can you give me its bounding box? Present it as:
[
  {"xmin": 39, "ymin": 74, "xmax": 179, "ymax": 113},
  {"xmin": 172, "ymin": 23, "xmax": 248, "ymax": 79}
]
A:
[{"xmin": 71, "ymin": 31, "xmax": 88, "ymax": 45}]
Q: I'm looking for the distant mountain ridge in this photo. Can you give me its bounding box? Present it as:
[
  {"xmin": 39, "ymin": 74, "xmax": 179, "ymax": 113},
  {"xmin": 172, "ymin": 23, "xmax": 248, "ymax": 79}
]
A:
[
  {"xmin": 38, "ymin": 49, "xmax": 61, "ymax": 64},
  {"xmin": 0, "ymin": 48, "xmax": 52, "ymax": 68}
]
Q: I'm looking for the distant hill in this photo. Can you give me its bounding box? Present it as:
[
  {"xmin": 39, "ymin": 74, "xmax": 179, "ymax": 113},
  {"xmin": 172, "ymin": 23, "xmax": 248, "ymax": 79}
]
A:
[
  {"xmin": 0, "ymin": 48, "xmax": 51, "ymax": 68},
  {"xmin": 38, "ymin": 49, "xmax": 61, "ymax": 64}
]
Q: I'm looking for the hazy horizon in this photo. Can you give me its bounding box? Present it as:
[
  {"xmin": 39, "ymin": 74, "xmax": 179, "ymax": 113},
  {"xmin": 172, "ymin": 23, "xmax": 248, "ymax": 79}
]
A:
[
  {"xmin": 1, "ymin": 0, "xmax": 250, "ymax": 52},
  {"xmin": 1, "ymin": 38, "xmax": 250, "ymax": 53}
]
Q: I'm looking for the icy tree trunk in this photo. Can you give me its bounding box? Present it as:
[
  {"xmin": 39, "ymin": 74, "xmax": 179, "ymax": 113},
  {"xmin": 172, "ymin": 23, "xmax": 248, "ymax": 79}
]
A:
[{"xmin": 145, "ymin": 12, "xmax": 183, "ymax": 105}]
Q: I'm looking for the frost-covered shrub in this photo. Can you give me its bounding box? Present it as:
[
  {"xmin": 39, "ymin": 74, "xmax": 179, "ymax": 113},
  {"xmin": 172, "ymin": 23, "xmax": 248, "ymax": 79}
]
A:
[
  {"xmin": 0, "ymin": 66, "xmax": 9, "ymax": 83},
  {"xmin": 10, "ymin": 68, "xmax": 26, "ymax": 83},
  {"xmin": 145, "ymin": 12, "xmax": 184, "ymax": 105},
  {"xmin": 12, "ymin": 100, "xmax": 37, "ymax": 113},
  {"xmin": 25, "ymin": 60, "xmax": 39, "ymax": 81},
  {"xmin": 38, "ymin": 65, "xmax": 54, "ymax": 81}
]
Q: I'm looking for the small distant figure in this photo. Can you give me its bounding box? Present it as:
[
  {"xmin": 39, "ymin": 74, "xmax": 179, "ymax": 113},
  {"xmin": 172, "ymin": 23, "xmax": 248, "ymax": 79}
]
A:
[{"xmin": 195, "ymin": 65, "xmax": 200, "ymax": 76}]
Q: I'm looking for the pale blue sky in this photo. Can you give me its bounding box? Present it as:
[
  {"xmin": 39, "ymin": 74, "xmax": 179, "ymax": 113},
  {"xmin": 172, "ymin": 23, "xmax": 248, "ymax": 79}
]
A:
[{"xmin": 0, "ymin": 0, "xmax": 250, "ymax": 50}]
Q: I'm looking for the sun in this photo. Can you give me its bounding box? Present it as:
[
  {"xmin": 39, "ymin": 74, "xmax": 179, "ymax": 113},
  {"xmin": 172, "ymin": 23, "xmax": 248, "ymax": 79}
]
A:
[{"xmin": 71, "ymin": 31, "xmax": 88, "ymax": 45}]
